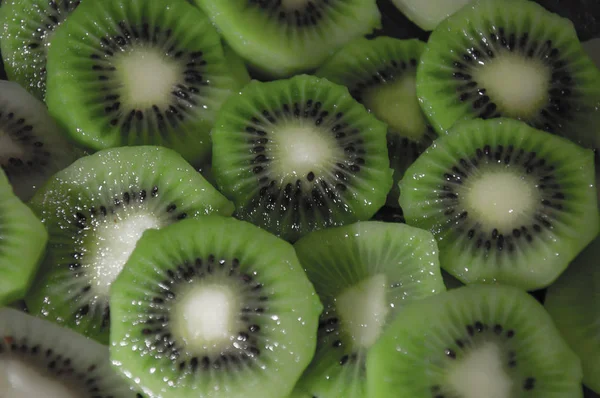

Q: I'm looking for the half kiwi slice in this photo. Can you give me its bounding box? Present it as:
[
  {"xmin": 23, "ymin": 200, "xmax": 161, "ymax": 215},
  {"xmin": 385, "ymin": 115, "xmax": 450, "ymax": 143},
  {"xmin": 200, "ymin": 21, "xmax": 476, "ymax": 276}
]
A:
[
  {"xmin": 545, "ymin": 235, "xmax": 600, "ymax": 393},
  {"xmin": 211, "ymin": 74, "xmax": 393, "ymax": 242},
  {"xmin": 0, "ymin": 0, "xmax": 81, "ymax": 100},
  {"xmin": 417, "ymin": 0, "xmax": 600, "ymax": 150},
  {"xmin": 192, "ymin": 0, "xmax": 382, "ymax": 78},
  {"xmin": 0, "ymin": 80, "xmax": 80, "ymax": 201},
  {"xmin": 291, "ymin": 221, "xmax": 446, "ymax": 398},
  {"xmin": 0, "ymin": 168, "xmax": 47, "ymax": 306},
  {"xmin": 45, "ymin": 0, "xmax": 239, "ymax": 166},
  {"xmin": 0, "ymin": 307, "xmax": 139, "ymax": 397},
  {"xmin": 398, "ymin": 118, "xmax": 599, "ymax": 290},
  {"xmin": 389, "ymin": 0, "xmax": 472, "ymax": 31},
  {"xmin": 109, "ymin": 216, "xmax": 323, "ymax": 398},
  {"xmin": 316, "ymin": 36, "xmax": 436, "ymax": 207},
  {"xmin": 25, "ymin": 146, "xmax": 234, "ymax": 344},
  {"xmin": 366, "ymin": 284, "xmax": 583, "ymax": 398}
]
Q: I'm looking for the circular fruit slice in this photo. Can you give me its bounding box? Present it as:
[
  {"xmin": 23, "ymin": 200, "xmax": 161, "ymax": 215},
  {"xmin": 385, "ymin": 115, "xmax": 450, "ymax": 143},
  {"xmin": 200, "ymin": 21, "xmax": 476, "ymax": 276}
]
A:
[
  {"xmin": 211, "ymin": 74, "xmax": 393, "ymax": 242},
  {"xmin": 0, "ymin": 307, "xmax": 139, "ymax": 397},
  {"xmin": 291, "ymin": 221, "xmax": 446, "ymax": 398},
  {"xmin": 45, "ymin": 0, "xmax": 239, "ymax": 166},
  {"xmin": 109, "ymin": 215, "xmax": 323, "ymax": 398},
  {"xmin": 366, "ymin": 284, "xmax": 583, "ymax": 398},
  {"xmin": 25, "ymin": 146, "xmax": 234, "ymax": 344},
  {"xmin": 417, "ymin": 0, "xmax": 600, "ymax": 150},
  {"xmin": 399, "ymin": 118, "xmax": 599, "ymax": 290},
  {"xmin": 0, "ymin": 169, "xmax": 47, "ymax": 306}
]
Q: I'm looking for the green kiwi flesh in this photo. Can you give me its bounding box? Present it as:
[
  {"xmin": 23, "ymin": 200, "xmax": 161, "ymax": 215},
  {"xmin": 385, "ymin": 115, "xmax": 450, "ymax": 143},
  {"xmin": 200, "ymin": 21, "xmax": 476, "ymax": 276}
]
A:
[
  {"xmin": 0, "ymin": 80, "xmax": 80, "ymax": 201},
  {"xmin": 45, "ymin": 0, "xmax": 239, "ymax": 166},
  {"xmin": 0, "ymin": 169, "xmax": 47, "ymax": 306},
  {"xmin": 211, "ymin": 74, "xmax": 393, "ymax": 242},
  {"xmin": 291, "ymin": 221, "xmax": 446, "ymax": 398},
  {"xmin": 366, "ymin": 284, "xmax": 583, "ymax": 398},
  {"xmin": 109, "ymin": 215, "xmax": 323, "ymax": 398},
  {"xmin": 0, "ymin": 307, "xmax": 139, "ymax": 397},
  {"xmin": 399, "ymin": 118, "xmax": 599, "ymax": 290},
  {"xmin": 417, "ymin": 0, "xmax": 600, "ymax": 151},
  {"xmin": 545, "ymin": 235, "xmax": 600, "ymax": 393},
  {"xmin": 25, "ymin": 146, "xmax": 234, "ymax": 344},
  {"xmin": 0, "ymin": 0, "xmax": 81, "ymax": 100},
  {"xmin": 192, "ymin": 0, "xmax": 382, "ymax": 78},
  {"xmin": 389, "ymin": 0, "xmax": 472, "ymax": 31},
  {"xmin": 316, "ymin": 36, "xmax": 436, "ymax": 207},
  {"xmin": 222, "ymin": 43, "xmax": 251, "ymax": 89}
]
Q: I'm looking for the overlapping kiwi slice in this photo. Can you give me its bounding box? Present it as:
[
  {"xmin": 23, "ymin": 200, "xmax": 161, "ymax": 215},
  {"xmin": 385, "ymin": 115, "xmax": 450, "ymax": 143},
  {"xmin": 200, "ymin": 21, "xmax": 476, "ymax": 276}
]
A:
[
  {"xmin": 211, "ymin": 74, "xmax": 393, "ymax": 242},
  {"xmin": 45, "ymin": 0, "xmax": 240, "ymax": 166},
  {"xmin": 0, "ymin": 80, "xmax": 80, "ymax": 201},
  {"xmin": 291, "ymin": 221, "xmax": 446, "ymax": 398},
  {"xmin": 316, "ymin": 36, "xmax": 436, "ymax": 207},
  {"xmin": 192, "ymin": 0, "xmax": 382, "ymax": 78},
  {"xmin": 366, "ymin": 284, "xmax": 583, "ymax": 398},
  {"xmin": 0, "ymin": 307, "xmax": 140, "ymax": 397},
  {"xmin": 399, "ymin": 118, "xmax": 599, "ymax": 290},
  {"xmin": 417, "ymin": 0, "xmax": 600, "ymax": 150},
  {"xmin": 109, "ymin": 216, "xmax": 322, "ymax": 398},
  {"xmin": 0, "ymin": 0, "xmax": 81, "ymax": 100},
  {"xmin": 545, "ymin": 235, "xmax": 600, "ymax": 393},
  {"xmin": 0, "ymin": 168, "xmax": 47, "ymax": 306},
  {"xmin": 25, "ymin": 146, "xmax": 234, "ymax": 344}
]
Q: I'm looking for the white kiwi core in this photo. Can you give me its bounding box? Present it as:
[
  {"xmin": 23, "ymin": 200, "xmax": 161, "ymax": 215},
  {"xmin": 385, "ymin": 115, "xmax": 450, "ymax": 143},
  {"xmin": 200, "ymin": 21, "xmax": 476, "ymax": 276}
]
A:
[
  {"xmin": 362, "ymin": 75, "xmax": 428, "ymax": 141},
  {"xmin": 335, "ymin": 274, "xmax": 389, "ymax": 348},
  {"xmin": 463, "ymin": 170, "xmax": 539, "ymax": 231},
  {"xmin": 173, "ymin": 284, "xmax": 240, "ymax": 353},
  {"xmin": 117, "ymin": 49, "xmax": 181, "ymax": 108},
  {"xmin": 446, "ymin": 342, "xmax": 513, "ymax": 398},
  {"xmin": 89, "ymin": 213, "xmax": 162, "ymax": 296},
  {"xmin": 0, "ymin": 357, "xmax": 82, "ymax": 398},
  {"xmin": 0, "ymin": 131, "xmax": 25, "ymax": 162},
  {"xmin": 475, "ymin": 53, "xmax": 550, "ymax": 119}
]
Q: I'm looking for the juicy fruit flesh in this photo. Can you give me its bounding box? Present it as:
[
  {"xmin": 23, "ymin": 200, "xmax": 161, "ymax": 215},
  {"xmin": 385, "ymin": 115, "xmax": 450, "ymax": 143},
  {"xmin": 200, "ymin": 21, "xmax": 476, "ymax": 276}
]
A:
[
  {"xmin": 90, "ymin": 213, "xmax": 162, "ymax": 296},
  {"xmin": 463, "ymin": 169, "xmax": 539, "ymax": 232},
  {"xmin": 0, "ymin": 131, "xmax": 25, "ymax": 163},
  {"xmin": 271, "ymin": 122, "xmax": 339, "ymax": 183},
  {"xmin": 335, "ymin": 274, "xmax": 390, "ymax": 348},
  {"xmin": 0, "ymin": 357, "xmax": 81, "ymax": 398},
  {"xmin": 117, "ymin": 49, "xmax": 182, "ymax": 109},
  {"xmin": 474, "ymin": 53, "xmax": 551, "ymax": 119},
  {"xmin": 362, "ymin": 75, "xmax": 427, "ymax": 140},
  {"xmin": 446, "ymin": 342, "xmax": 513, "ymax": 398}
]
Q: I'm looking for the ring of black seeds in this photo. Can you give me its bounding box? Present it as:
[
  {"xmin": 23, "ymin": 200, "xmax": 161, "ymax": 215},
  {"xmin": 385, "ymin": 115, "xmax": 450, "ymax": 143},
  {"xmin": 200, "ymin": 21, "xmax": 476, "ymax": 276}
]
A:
[
  {"xmin": 439, "ymin": 144, "xmax": 564, "ymax": 253},
  {"xmin": 315, "ymin": 309, "xmax": 363, "ymax": 369},
  {"xmin": 66, "ymin": 186, "xmax": 187, "ymax": 328},
  {"xmin": 0, "ymin": 335, "xmax": 108, "ymax": 396},
  {"xmin": 138, "ymin": 256, "xmax": 269, "ymax": 372},
  {"xmin": 451, "ymin": 28, "xmax": 578, "ymax": 132},
  {"xmin": 246, "ymin": 100, "xmax": 367, "ymax": 215},
  {"xmin": 1, "ymin": 111, "xmax": 51, "ymax": 177},
  {"xmin": 89, "ymin": 21, "xmax": 207, "ymax": 137},
  {"xmin": 247, "ymin": 0, "xmax": 335, "ymax": 27},
  {"xmin": 427, "ymin": 321, "xmax": 536, "ymax": 397}
]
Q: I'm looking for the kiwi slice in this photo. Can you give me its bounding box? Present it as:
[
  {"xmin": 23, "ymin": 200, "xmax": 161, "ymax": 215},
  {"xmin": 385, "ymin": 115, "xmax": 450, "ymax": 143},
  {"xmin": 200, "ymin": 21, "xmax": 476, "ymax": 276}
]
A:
[
  {"xmin": 398, "ymin": 118, "xmax": 599, "ymax": 290},
  {"xmin": 366, "ymin": 284, "xmax": 583, "ymax": 398},
  {"xmin": 290, "ymin": 221, "xmax": 445, "ymax": 397},
  {"xmin": 0, "ymin": 80, "xmax": 80, "ymax": 201},
  {"xmin": 316, "ymin": 36, "xmax": 436, "ymax": 207},
  {"xmin": 223, "ymin": 43, "xmax": 251, "ymax": 89},
  {"xmin": 416, "ymin": 0, "xmax": 600, "ymax": 151},
  {"xmin": 25, "ymin": 146, "xmax": 235, "ymax": 344},
  {"xmin": 109, "ymin": 215, "xmax": 322, "ymax": 398},
  {"xmin": 0, "ymin": 168, "xmax": 47, "ymax": 306},
  {"xmin": 545, "ymin": 235, "xmax": 600, "ymax": 393},
  {"xmin": 0, "ymin": 307, "xmax": 140, "ymax": 397},
  {"xmin": 192, "ymin": 0, "xmax": 382, "ymax": 78},
  {"xmin": 389, "ymin": 0, "xmax": 472, "ymax": 31},
  {"xmin": 0, "ymin": 0, "xmax": 81, "ymax": 101},
  {"xmin": 211, "ymin": 74, "xmax": 393, "ymax": 242},
  {"xmin": 44, "ymin": 0, "xmax": 239, "ymax": 167}
]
